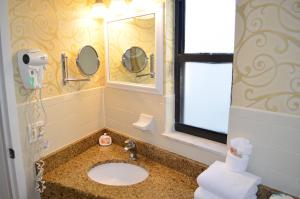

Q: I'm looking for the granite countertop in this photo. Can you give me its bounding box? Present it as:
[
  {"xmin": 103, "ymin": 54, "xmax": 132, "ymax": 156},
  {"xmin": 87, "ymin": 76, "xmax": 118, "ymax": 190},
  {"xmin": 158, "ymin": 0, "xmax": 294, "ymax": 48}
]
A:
[
  {"xmin": 42, "ymin": 144, "xmax": 198, "ymax": 199},
  {"xmin": 41, "ymin": 129, "xmax": 298, "ymax": 199}
]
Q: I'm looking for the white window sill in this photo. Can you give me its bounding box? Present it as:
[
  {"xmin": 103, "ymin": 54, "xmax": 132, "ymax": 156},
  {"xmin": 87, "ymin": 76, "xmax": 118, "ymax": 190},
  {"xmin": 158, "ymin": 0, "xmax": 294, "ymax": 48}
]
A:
[{"xmin": 162, "ymin": 131, "xmax": 227, "ymax": 157}]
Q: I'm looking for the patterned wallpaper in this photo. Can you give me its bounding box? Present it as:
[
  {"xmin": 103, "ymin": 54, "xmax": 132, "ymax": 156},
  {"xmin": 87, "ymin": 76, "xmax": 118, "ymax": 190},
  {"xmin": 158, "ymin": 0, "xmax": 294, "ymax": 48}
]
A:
[
  {"xmin": 164, "ymin": 0, "xmax": 175, "ymax": 96},
  {"xmin": 11, "ymin": 0, "xmax": 297, "ymax": 115},
  {"xmin": 232, "ymin": 0, "xmax": 300, "ymax": 116},
  {"xmin": 9, "ymin": 0, "xmax": 105, "ymax": 103},
  {"xmin": 108, "ymin": 14, "xmax": 155, "ymax": 84}
]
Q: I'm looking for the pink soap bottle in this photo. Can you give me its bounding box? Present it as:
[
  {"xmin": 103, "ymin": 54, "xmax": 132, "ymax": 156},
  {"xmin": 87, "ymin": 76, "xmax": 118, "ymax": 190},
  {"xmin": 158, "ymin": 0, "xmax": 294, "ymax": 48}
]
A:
[{"xmin": 99, "ymin": 133, "xmax": 112, "ymax": 146}]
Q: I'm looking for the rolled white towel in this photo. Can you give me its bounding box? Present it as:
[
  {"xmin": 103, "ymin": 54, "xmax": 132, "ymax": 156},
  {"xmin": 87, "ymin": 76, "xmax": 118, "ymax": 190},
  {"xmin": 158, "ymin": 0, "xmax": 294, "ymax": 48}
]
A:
[
  {"xmin": 225, "ymin": 150, "xmax": 250, "ymax": 172},
  {"xmin": 230, "ymin": 137, "xmax": 253, "ymax": 156},
  {"xmin": 194, "ymin": 187, "xmax": 223, "ymax": 199},
  {"xmin": 194, "ymin": 187, "xmax": 257, "ymax": 199},
  {"xmin": 197, "ymin": 161, "xmax": 261, "ymax": 199}
]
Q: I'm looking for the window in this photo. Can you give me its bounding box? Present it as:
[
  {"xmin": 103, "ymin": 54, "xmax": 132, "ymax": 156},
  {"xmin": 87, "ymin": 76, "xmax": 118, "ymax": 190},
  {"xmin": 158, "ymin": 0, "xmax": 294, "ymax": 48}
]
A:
[{"xmin": 174, "ymin": 0, "xmax": 236, "ymax": 143}]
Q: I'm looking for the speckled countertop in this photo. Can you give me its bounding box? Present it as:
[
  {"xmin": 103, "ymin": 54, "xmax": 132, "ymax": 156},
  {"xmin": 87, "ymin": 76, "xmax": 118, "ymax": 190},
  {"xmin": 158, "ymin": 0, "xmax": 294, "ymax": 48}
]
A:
[
  {"xmin": 42, "ymin": 143, "xmax": 198, "ymax": 199},
  {"xmin": 40, "ymin": 129, "xmax": 299, "ymax": 199}
]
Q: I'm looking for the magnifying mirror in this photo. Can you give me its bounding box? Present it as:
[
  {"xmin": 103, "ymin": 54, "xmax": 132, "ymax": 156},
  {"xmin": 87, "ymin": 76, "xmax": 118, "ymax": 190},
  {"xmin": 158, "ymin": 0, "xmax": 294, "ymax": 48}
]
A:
[
  {"xmin": 122, "ymin": 47, "xmax": 148, "ymax": 73},
  {"xmin": 76, "ymin": 45, "xmax": 100, "ymax": 76}
]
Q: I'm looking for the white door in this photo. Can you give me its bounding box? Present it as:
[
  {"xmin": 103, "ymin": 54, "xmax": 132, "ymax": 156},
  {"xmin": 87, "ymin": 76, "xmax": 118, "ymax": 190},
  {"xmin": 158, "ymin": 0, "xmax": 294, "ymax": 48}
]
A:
[
  {"xmin": 0, "ymin": 0, "xmax": 28, "ymax": 198},
  {"xmin": 0, "ymin": 104, "xmax": 13, "ymax": 199}
]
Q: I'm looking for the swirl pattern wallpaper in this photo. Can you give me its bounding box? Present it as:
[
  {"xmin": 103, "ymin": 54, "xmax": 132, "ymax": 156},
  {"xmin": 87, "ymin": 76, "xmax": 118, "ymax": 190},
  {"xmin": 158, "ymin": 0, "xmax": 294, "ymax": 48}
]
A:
[
  {"xmin": 9, "ymin": 0, "xmax": 299, "ymax": 116},
  {"xmin": 9, "ymin": 0, "xmax": 106, "ymax": 103},
  {"xmin": 164, "ymin": 0, "xmax": 175, "ymax": 96},
  {"xmin": 232, "ymin": 0, "xmax": 300, "ymax": 116}
]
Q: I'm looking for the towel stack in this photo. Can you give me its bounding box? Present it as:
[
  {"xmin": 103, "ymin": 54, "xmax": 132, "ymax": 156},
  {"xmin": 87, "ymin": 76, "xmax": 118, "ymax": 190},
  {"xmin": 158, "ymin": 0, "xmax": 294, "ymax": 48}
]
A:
[{"xmin": 194, "ymin": 138, "xmax": 261, "ymax": 199}]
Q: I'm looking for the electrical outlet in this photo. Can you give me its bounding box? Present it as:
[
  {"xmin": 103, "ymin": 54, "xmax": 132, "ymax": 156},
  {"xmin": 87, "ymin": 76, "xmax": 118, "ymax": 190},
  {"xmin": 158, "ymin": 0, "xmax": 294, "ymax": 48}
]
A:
[
  {"xmin": 27, "ymin": 121, "xmax": 44, "ymax": 144},
  {"xmin": 27, "ymin": 124, "xmax": 36, "ymax": 144},
  {"xmin": 41, "ymin": 140, "xmax": 49, "ymax": 150}
]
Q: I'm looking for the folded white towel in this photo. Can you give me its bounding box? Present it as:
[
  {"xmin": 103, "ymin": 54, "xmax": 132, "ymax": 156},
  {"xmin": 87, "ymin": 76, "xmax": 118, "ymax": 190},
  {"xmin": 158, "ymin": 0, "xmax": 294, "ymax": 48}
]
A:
[
  {"xmin": 194, "ymin": 187, "xmax": 223, "ymax": 199},
  {"xmin": 197, "ymin": 161, "xmax": 261, "ymax": 199},
  {"xmin": 194, "ymin": 187, "xmax": 257, "ymax": 199},
  {"xmin": 230, "ymin": 137, "xmax": 253, "ymax": 156},
  {"xmin": 270, "ymin": 193, "xmax": 295, "ymax": 199},
  {"xmin": 246, "ymin": 195, "xmax": 257, "ymax": 199},
  {"xmin": 225, "ymin": 151, "xmax": 250, "ymax": 172},
  {"xmin": 246, "ymin": 186, "xmax": 258, "ymax": 197}
]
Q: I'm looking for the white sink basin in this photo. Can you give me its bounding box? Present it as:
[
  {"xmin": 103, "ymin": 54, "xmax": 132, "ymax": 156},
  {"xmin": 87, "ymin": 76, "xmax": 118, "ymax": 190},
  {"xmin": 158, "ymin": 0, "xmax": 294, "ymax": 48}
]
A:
[{"xmin": 87, "ymin": 163, "xmax": 149, "ymax": 186}]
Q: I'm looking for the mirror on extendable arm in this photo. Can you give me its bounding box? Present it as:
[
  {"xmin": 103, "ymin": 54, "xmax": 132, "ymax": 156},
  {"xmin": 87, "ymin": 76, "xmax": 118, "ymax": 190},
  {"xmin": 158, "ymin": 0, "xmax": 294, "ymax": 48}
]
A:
[
  {"xmin": 76, "ymin": 45, "xmax": 100, "ymax": 76},
  {"xmin": 122, "ymin": 46, "xmax": 148, "ymax": 73},
  {"xmin": 122, "ymin": 46, "xmax": 154, "ymax": 78},
  {"xmin": 62, "ymin": 45, "xmax": 100, "ymax": 84}
]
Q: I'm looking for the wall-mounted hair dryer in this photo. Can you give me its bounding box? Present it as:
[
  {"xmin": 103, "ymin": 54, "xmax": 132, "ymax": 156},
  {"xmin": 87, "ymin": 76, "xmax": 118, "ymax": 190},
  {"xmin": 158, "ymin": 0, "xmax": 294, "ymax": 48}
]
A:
[{"xmin": 17, "ymin": 49, "xmax": 48, "ymax": 89}]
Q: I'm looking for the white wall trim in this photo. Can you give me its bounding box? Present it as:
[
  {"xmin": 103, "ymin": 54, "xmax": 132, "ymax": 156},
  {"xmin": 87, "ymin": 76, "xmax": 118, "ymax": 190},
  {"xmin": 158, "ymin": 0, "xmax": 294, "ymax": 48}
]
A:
[
  {"xmin": 162, "ymin": 132, "xmax": 227, "ymax": 156},
  {"xmin": 17, "ymin": 86, "xmax": 105, "ymax": 107},
  {"xmin": 230, "ymin": 105, "xmax": 300, "ymax": 127},
  {"xmin": 0, "ymin": 0, "xmax": 28, "ymax": 198}
]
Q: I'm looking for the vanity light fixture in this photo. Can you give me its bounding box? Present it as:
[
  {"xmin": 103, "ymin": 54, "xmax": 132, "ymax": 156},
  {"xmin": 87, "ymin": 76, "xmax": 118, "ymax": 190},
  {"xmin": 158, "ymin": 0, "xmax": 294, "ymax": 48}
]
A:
[
  {"xmin": 91, "ymin": 0, "xmax": 107, "ymax": 19},
  {"xmin": 132, "ymin": 0, "xmax": 155, "ymax": 11},
  {"xmin": 110, "ymin": 0, "xmax": 130, "ymax": 16}
]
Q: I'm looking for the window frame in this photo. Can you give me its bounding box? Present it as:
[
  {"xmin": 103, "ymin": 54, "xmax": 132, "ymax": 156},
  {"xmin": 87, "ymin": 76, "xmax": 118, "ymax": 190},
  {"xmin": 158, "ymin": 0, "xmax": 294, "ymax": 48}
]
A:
[{"xmin": 174, "ymin": 0, "xmax": 234, "ymax": 144}]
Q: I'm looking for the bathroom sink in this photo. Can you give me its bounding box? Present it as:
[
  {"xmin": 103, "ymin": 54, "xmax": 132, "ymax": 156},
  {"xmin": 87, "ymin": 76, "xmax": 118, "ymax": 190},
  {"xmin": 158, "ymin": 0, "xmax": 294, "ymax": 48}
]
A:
[{"xmin": 87, "ymin": 163, "xmax": 149, "ymax": 186}]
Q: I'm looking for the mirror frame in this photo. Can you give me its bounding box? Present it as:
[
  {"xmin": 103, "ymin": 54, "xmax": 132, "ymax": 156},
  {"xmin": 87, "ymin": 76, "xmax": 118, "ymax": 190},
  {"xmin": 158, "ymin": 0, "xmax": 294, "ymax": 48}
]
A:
[{"xmin": 105, "ymin": 5, "xmax": 163, "ymax": 95}]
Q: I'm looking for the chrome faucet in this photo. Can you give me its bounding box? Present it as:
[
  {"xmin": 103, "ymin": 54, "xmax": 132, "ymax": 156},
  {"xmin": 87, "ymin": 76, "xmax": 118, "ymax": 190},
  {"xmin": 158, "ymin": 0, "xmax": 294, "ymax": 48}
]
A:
[{"xmin": 124, "ymin": 139, "xmax": 137, "ymax": 160}]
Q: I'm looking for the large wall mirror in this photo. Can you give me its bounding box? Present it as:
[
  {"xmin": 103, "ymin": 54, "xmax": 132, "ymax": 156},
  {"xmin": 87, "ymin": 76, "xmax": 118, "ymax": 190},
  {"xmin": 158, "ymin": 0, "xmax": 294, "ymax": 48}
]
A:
[{"xmin": 105, "ymin": 6, "xmax": 163, "ymax": 95}]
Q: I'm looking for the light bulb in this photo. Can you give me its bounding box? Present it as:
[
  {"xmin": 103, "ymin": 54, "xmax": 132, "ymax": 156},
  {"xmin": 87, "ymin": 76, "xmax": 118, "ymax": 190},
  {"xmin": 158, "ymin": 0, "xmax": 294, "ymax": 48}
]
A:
[
  {"xmin": 110, "ymin": 0, "xmax": 130, "ymax": 16},
  {"xmin": 91, "ymin": 0, "xmax": 107, "ymax": 19},
  {"xmin": 132, "ymin": 0, "xmax": 155, "ymax": 11}
]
